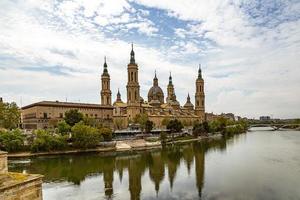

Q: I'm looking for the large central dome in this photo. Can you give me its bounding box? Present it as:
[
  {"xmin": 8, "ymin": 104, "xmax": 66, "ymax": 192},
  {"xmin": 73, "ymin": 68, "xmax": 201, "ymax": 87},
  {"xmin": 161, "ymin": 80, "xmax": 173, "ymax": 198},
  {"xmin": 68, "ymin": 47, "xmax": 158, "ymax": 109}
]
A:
[{"xmin": 148, "ymin": 72, "xmax": 164, "ymax": 106}]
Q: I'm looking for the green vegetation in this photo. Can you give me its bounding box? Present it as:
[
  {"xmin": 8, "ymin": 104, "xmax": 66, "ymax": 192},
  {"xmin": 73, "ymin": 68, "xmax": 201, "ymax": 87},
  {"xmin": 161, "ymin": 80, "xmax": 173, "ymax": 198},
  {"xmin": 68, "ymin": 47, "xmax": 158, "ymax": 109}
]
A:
[
  {"xmin": 31, "ymin": 129, "xmax": 68, "ymax": 152},
  {"xmin": 0, "ymin": 101, "xmax": 20, "ymax": 129},
  {"xmin": 0, "ymin": 129, "xmax": 25, "ymax": 152},
  {"xmin": 145, "ymin": 120, "xmax": 154, "ymax": 133},
  {"xmin": 133, "ymin": 113, "xmax": 148, "ymax": 132},
  {"xmin": 57, "ymin": 120, "xmax": 71, "ymax": 135},
  {"xmin": 71, "ymin": 122, "xmax": 102, "ymax": 149},
  {"xmin": 64, "ymin": 109, "xmax": 84, "ymax": 126},
  {"xmin": 166, "ymin": 119, "xmax": 183, "ymax": 133}
]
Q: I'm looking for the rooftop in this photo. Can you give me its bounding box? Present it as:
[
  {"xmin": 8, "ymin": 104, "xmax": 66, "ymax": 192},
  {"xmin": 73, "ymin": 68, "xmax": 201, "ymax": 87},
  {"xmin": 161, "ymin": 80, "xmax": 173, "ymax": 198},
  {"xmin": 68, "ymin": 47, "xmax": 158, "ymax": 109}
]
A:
[{"xmin": 22, "ymin": 101, "xmax": 113, "ymax": 110}]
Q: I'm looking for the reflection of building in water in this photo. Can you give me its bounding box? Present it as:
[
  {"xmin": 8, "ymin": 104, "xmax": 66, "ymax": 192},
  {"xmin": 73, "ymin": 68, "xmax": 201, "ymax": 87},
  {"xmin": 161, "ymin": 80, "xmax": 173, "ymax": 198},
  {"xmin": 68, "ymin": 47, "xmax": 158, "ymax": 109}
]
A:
[
  {"xmin": 166, "ymin": 147, "xmax": 182, "ymax": 190},
  {"xmin": 193, "ymin": 142, "xmax": 205, "ymax": 197},
  {"xmin": 103, "ymin": 157, "xmax": 114, "ymax": 199},
  {"xmin": 182, "ymin": 144, "xmax": 195, "ymax": 175},
  {"xmin": 148, "ymin": 152, "xmax": 165, "ymax": 195}
]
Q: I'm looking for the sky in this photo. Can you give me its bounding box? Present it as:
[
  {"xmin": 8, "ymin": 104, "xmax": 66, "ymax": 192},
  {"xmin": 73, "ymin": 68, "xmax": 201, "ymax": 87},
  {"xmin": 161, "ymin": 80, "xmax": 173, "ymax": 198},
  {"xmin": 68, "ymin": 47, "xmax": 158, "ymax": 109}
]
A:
[{"xmin": 0, "ymin": 0, "xmax": 299, "ymax": 119}]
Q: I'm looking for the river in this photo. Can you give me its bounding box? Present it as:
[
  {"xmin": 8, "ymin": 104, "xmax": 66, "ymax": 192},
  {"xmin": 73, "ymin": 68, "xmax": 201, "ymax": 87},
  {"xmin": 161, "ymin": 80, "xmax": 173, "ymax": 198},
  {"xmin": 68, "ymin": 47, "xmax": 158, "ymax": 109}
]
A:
[{"xmin": 8, "ymin": 129, "xmax": 300, "ymax": 200}]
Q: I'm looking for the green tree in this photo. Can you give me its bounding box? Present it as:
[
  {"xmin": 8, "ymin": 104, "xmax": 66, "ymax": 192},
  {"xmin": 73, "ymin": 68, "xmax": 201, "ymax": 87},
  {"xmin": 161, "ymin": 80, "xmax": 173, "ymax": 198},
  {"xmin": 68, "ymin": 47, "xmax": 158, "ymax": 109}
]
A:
[
  {"xmin": 31, "ymin": 129, "xmax": 68, "ymax": 152},
  {"xmin": 99, "ymin": 127, "xmax": 113, "ymax": 141},
  {"xmin": 0, "ymin": 129, "xmax": 24, "ymax": 152},
  {"xmin": 161, "ymin": 117, "xmax": 170, "ymax": 127},
  {"xmin": 0, "ymin": 102, "xmax": 20, "ymax": 129},
  {"xmin": 57, "ymin": 120, "xmax": 71, "ymax": 135},
  {"xmin": 71, "ymin": 122, "xmax": 101, "ymax": 149},
  {"xmin": 64, "ymin": 109, "xmax": 84, "ymax": 126},
  {"xmin": 167, "ymin": 119, "xmax": 183, "ymax": 133},
  {"xmin": 134, "ymin": 113, "xmax": 149, "ymax": 133},
  {"xmin": 145, "ymin": 120, "xmax": 154, "ymax": 133}
]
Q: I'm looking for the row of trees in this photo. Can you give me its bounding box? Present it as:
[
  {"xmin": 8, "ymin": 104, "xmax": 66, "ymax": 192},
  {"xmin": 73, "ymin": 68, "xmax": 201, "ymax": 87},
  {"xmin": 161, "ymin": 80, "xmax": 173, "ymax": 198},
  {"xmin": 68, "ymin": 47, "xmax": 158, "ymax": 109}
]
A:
[{"xmin": 0, "ymin": 109, "xmax": 113, "ymax": 153}]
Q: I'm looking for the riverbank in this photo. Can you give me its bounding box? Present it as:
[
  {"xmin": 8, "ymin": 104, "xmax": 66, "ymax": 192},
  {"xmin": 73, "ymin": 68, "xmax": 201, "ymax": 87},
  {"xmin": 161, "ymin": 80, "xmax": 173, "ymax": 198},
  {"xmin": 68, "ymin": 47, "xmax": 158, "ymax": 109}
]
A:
[{"xmin": 8, "ymin": 134, "xmax": 223, "ymax": 158}]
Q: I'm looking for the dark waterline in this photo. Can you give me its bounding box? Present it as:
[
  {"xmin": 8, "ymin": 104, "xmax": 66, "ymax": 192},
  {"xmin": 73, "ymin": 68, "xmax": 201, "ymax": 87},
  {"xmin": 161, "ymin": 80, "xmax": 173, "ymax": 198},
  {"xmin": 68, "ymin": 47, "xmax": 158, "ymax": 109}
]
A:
[{"xmin": 8, "ymin": 129, "xmax": 300, "ymax": 200}]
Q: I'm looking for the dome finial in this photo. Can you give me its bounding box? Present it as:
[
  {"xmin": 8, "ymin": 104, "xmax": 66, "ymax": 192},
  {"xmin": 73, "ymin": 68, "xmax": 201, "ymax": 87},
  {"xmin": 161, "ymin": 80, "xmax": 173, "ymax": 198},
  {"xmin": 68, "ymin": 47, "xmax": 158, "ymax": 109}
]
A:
[{"xmin": 169, "ymin": 71, "xmax": 172, "ymax": 84}]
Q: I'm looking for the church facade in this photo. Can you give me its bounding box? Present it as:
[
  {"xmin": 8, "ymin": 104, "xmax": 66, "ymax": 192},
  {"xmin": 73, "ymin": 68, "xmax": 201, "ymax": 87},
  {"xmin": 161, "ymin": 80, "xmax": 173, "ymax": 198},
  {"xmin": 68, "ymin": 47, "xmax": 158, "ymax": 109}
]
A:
[{"xmin": 102, "ymin": 45, "xmax": 205, "ymax": 129}]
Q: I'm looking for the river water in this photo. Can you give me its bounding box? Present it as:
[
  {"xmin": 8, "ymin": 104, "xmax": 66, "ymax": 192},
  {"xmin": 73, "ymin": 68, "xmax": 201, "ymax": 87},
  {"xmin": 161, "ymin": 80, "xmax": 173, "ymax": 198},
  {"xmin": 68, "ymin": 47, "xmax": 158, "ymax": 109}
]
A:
[{"xmin": 8, "ymin": 129, "xmax": 300, "ymax": 200}]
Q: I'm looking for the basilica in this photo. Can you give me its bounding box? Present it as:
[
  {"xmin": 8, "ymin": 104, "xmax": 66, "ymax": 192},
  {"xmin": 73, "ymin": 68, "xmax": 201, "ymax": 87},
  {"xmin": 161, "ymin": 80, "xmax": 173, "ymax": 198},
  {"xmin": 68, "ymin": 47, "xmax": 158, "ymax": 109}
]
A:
[{"xmin": 101, "ymin": 44, "xmax": 205, "ymax": 128}]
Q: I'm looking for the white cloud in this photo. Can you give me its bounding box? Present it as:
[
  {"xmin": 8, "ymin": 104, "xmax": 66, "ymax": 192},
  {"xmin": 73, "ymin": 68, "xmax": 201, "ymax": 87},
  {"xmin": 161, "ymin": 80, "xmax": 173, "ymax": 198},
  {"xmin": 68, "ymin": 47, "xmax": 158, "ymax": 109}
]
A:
[{"xmin": 0, "ymin": 0, "xmax": 299, "ymax": 119}]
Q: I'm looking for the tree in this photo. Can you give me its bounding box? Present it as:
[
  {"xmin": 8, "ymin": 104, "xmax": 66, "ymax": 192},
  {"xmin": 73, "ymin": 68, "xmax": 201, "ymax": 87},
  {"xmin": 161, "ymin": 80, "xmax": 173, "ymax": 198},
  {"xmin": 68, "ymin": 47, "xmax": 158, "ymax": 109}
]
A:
[
  {"xmin": 0, "ymin": 129, "xmax": 24, "ymax": 152},
  {"xmin": 64, "ymin": 109, "xmax": 84, "ymax": 126},
  {"xmin": 31, "ymin": 129, "xmax": 68, "ymax": 152},
  {"xmin": 71, "ymin": 122, "xmax": 101, "ymax": 149},
  {"xmin": 0, "ymin": 101, "xmax": 20, "ymax": 129},
  {"xmin": 114, "ymin": 118, "xmax": 126, "ymax": 130},
  {"xmin": 167, "ymin": 119, "xmax": 183, "ymax": 133},
  {"xmin": 57, "ymin": 120, "xmax": 71, "ymax": 135},
  {"xmin": 145, "ymin": 120, "xmax": 154, "ymax": 133},
  {"xmin": 99, "ymin": 127, "xmax": 113, "ymax": 141},
  {"xmin": 161, "ymin": 117, "xmax": 170, "ymax": 127},
  {"xmin": 192, "ymin": 122, "xmax": 208, "ymax": 137},
  {"xmin": 134, "ymin": 113, "xmax": 149, "ymax": 133}
]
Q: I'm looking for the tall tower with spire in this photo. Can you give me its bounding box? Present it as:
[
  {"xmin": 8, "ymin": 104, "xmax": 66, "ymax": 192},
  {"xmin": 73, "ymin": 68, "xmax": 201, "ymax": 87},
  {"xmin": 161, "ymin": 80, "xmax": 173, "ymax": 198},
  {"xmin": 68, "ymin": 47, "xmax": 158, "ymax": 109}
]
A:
[
  {"xmin": 166, "ymin": 72, "xmax": 175, "ymax": 103},
  {"xmin": 101, "ymin": 57, "xmax": 112, "ymax": 106},
  {"xmin": 195, "ymin": 65, "xmax": 205, "ymax": 120},
  {"xmin": 126, "ymin": 44, "xmax": 141, "ymax": 119}
]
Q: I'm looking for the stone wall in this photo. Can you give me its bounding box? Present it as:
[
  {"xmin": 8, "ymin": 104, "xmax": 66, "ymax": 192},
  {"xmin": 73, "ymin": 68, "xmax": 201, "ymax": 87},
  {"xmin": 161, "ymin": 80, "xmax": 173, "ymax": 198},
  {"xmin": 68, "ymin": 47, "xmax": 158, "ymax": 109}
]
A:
[
  {"xmin": 0, "ymin": 175, "xmax": 43, "ymax": 200},
  {"xmin": 0, "ymin": 151, "xmax": 8, "ymax": 173}
]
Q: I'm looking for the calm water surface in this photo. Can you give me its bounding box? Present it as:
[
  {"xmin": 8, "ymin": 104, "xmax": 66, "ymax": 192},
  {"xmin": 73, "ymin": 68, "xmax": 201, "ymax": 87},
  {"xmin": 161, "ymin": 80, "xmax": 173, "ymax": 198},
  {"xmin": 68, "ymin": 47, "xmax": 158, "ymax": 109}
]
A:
[{"xmin": 8, "ymin": 129, "xmax": 300, "ymax": 200}]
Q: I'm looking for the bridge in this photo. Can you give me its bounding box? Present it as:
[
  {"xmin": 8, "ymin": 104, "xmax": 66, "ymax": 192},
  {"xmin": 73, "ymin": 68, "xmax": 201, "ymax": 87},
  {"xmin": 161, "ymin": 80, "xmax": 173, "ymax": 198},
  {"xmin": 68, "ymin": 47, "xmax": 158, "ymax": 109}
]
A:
[{"xmin": 250, "ymin": 124, "xmax": 300, "ymax": 131}]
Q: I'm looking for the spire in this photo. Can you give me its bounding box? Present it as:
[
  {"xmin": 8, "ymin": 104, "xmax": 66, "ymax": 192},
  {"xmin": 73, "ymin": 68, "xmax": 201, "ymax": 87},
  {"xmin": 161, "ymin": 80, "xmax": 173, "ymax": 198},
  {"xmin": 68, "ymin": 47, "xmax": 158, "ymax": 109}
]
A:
[
  {"xmin": 187, "ymin": 93, "xmax": 191, "ymax": 102},
  {"xmin": 130, "ymin": 43, "xmax": 135, "ymax": 64},
  {"xmin": 169, "ymin": 72, "xmax": 172, "ymax": 84},
  {"xmin": 103, "ymin": 56, "xmax": 108, "ymax": 74},
  {"xmin": 153, "ymin": 70, "xmax": 158, "ymax": 86},
  {"xmin": 198, "ymin": 64, "xmax": 202, "ymax": 79},
  {"xmin": 117, "ymin": 88, "xmax": 121, "ymax": 101}
]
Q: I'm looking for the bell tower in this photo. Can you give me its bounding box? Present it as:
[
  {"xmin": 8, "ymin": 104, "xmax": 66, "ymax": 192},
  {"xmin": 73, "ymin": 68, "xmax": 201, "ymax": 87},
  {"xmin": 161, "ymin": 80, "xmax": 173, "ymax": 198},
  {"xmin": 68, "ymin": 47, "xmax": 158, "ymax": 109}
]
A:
[
  {"xmin": 195, "ymin": 65, "xmax": 205, "ymax": 121},
  {"xmin": 126, "ymin": 44, "xmax": 141, "ymax": 120},
  {"xmin": 101, "ymin": 57, "xmax": 112, "ymax": 106}
]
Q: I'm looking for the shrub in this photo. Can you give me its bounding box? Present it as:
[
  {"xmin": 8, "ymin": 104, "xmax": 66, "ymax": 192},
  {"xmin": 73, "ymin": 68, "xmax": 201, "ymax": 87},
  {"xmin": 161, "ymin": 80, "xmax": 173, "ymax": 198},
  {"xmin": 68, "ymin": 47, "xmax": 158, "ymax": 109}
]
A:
[
  {"xmin": 71, "ymin": 122, "xmax": 101, "ymax": 149},
  {"xmin": 57, "ymin": 120, "xmax": 71, "ymax": 135},
  {"xmin": 160, "ymin": 132, "xmax": 167, "ymax": 144},
  {"xmin": 31, "ymin": 129, "xmax": 68, "ymax": 152},
  {"xmin": 0, "ymin": 129, "xmax": 25, "ymax": 152},
  {"xmin": 99, "ymin": 127, "xmax": 113, "ymax": 141}
]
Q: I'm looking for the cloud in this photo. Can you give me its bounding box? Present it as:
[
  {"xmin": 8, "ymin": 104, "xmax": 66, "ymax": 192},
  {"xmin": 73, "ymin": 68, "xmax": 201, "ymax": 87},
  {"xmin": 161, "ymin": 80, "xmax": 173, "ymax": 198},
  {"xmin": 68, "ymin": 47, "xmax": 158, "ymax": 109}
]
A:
[{"xmin": 0, "ymin": 0, "xmax": 299, "ymax": 118}]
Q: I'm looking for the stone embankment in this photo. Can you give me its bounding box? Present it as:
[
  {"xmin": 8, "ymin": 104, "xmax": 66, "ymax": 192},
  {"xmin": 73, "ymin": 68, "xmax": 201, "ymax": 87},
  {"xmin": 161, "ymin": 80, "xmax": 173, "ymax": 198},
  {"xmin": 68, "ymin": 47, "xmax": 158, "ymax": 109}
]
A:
[{"xmin": 0, "ymin": 151, "xmax": 43, "ymax": 200}]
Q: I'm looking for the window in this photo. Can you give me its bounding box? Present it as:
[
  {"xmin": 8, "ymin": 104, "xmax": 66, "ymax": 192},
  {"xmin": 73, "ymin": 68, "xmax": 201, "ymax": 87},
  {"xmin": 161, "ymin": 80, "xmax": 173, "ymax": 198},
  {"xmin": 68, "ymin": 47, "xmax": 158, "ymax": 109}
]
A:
[
  {"xmin": 135, "ymin": 91, "xmax": 137, "ymax": 100},
  {"xmin": 131, "ymin": 72, "xmax": 133, "ymax": 81},
  {"xmin": 95, "ymin": 114, "xmax": 97, "ymax": 118},
  {"xmin": 134, "ymin": 72, "xmax": 137, "ymax": 82},
  {"xmin": 197, "ymin": 100, "xmax": 199, "ymax": 106},
  {"xmin": 107, "ymin": 97, "xmax": 109, "ymax": 104},
  {"xmin": 59, "ymin": 113, "xmax": 63, "ymax": 118},
  {"xmin": 43, "ymin": 113, "xmax": 47, "ymax": 119},
  {"xmin": 200, "ymin": 85, "xmax": 202, "ymax": 92},
  {"xmin": 202, "ymin": 100, "xmax": 204, "ymax": 106},
  {"xmin": 107, "ymin": 114, "xmax": 110, "ymax": 119}
]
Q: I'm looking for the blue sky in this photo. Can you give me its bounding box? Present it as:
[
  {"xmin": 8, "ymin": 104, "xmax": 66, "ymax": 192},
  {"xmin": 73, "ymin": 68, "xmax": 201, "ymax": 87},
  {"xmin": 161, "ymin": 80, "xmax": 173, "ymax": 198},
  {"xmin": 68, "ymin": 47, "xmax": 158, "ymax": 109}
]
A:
[{"xmin": 0, "ymin": 0, "xmax": 299, "ymax": 119}]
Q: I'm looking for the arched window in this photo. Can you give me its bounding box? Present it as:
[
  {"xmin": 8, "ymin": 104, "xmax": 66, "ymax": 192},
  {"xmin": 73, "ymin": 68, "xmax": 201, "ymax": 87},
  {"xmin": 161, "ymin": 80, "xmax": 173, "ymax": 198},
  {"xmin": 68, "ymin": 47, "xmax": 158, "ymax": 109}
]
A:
[
  {"xmin": 135, "ymin": 72, "xmax": 137, "ymax": 82},
  {"xmin": 135, "ymin": 91, "xmax": 137, "ymax": 100},
  {"xmin": 129, "ymin": 91, "xmax": 131, "ymax": 101},
  {"xmin": 197, "ymin": 100, "xmax": 199, "ymax": 106},
  {"xmin": 131, "ymin": 72, "xmax": 133, "ymax": 81},
  {"xmin": 200, "ymin": 85, "xmax": 202, "ymax": 92},
  {"xmin": 202, "ymin": 100, "xmax": 204, "ymax": 106},
  {"xmin": 107, "ymin": 97, "xmax": 109, "ymax": 104}
]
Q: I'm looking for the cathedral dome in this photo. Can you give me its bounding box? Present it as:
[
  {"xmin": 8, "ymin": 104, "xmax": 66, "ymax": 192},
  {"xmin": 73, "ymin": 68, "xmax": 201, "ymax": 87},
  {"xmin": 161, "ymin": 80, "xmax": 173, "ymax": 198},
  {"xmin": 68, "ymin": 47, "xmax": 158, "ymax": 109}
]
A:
[{"xmin": 147, "ymin": 72, "xmax": 164, "ymax": 106}]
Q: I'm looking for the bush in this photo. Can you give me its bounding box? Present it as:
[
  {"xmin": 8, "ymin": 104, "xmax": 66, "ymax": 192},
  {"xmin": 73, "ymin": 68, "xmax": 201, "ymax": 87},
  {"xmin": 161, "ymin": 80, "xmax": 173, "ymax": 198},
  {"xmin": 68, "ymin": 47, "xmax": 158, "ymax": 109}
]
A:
[
  {"xmin": 99, "ymin": 127, "xmax": 113, "ymax": 141},
  {"xmin": 57, "ymin": 120, "xmax": 71, "ymax": 135},
  {"xmin": 31, "ymin": 129, "xmax": 68, "ymax": 152},
  {"xmin": 0, "ymin": 129, "xmax": 25, "ymax": 152},
  {"xmin": 71, "ymin": 122, "xmax": 101, "ymax": 149}
]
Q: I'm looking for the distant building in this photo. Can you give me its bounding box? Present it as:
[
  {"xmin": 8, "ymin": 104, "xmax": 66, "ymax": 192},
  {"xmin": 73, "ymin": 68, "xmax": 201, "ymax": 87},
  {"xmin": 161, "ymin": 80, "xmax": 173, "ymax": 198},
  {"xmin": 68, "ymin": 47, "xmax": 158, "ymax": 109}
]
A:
[
  {"xmin": 0, "ymin": 97, "xmax": 3, "ymax": 103},
  {"xmin": 21, "ymin": 101, "xmax": 113, "ymax": 130},
  {"xmin": 259, "ymin": 116, "xmax": 271, "ymax": 121}
]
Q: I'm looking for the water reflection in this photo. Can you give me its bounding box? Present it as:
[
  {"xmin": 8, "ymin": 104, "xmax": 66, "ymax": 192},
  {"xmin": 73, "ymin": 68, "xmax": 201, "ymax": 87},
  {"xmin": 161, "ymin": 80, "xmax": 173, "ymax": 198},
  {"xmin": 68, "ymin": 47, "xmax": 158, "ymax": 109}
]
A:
[{"xmin": 9, "ymin": 138, "xmax": 227, "ymax": 200}]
